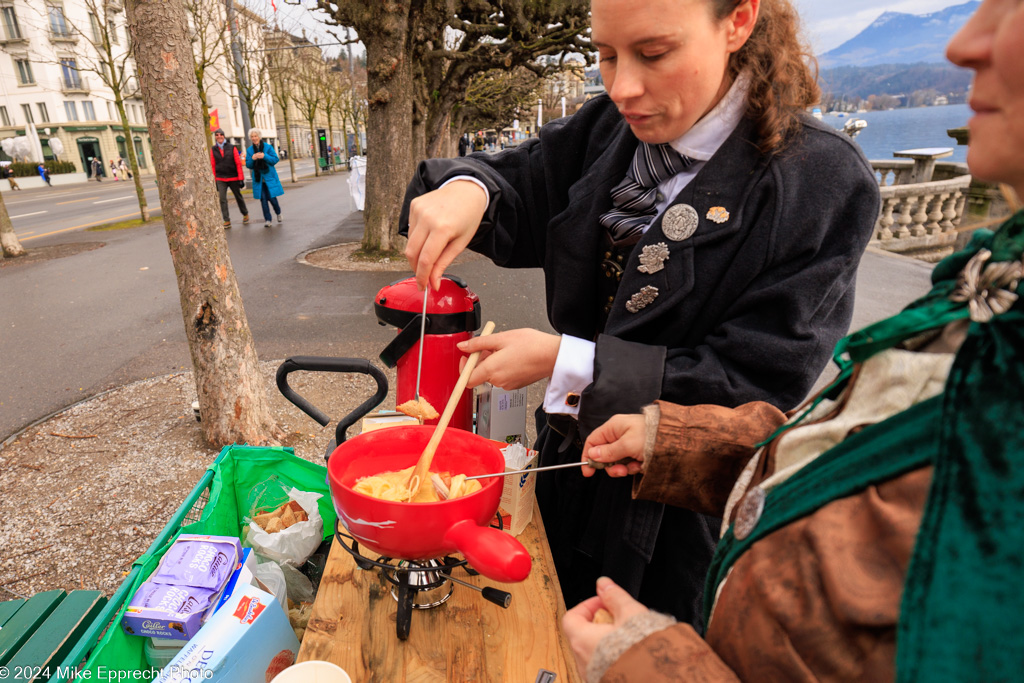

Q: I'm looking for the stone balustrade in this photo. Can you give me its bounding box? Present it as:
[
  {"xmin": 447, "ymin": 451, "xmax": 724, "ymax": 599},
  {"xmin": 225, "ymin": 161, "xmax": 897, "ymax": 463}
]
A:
[{"xmin": 870, "ymin": 160, "xmax": 973, "ymax": 262}]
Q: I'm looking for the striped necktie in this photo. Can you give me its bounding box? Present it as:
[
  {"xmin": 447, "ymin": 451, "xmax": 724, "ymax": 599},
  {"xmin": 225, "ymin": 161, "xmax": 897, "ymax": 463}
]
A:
[{"xmin": 599, "ymin": 142, "xmax": 695, "ymax": 242}]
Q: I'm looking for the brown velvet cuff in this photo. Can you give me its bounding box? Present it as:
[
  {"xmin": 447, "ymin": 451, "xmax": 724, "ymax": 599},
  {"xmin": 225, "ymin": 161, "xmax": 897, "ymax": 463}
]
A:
[{"xmin": 631, "ymin": 400, "xmax": 786, "ymax": 515}]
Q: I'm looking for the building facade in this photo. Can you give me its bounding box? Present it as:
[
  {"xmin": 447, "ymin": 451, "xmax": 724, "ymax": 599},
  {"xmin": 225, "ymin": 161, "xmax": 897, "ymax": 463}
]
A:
[
  {"xmin": 0, "ymin": 0, "xmax": 277, "ymax": 176},
  {"xmin": 0, "ymin": 0, "xmax": 154, "ymax": 176}
]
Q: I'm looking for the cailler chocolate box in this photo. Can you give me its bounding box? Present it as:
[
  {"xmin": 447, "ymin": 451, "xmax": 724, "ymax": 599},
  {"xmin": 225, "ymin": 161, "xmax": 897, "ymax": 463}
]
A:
[{"xmin": 122, "ymin": 534, "xmax": 243, "ymax": 640}]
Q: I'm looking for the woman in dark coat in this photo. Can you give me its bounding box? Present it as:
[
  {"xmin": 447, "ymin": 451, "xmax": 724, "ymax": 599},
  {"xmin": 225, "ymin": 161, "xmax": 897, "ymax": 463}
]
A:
[{"xmin": 399, "ymin": 0, "xmax": 880, "ymax": 626}]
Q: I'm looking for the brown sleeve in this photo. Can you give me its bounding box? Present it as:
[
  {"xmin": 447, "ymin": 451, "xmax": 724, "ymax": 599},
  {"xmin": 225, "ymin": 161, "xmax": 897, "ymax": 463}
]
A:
[
  {"xmin": 600, "ymin": 623, "xmax": 740, "ymax": 682},
  {"xmin": 631, "ymin": 400, "xmax": 785, "ymax": 515}
]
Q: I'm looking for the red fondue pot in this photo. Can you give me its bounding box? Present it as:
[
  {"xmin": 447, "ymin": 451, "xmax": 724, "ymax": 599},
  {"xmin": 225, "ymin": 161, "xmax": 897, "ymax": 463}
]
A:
[{"xmin": 327, "ymin": 425, "xmax": 532, "ymax": 583}]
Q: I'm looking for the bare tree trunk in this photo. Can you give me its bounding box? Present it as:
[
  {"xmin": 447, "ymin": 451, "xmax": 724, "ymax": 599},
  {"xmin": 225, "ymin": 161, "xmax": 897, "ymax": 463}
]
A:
[
  {"xmin": 0, "ymin": 192, "xmax": 27, "ymax": 258},
  {"xmin": 308, "ymin": 119, "xmax": 319, "ymax": 177},
  {"xmin": 281, "ymin": 102, "xmax": 297, "ymax": 183},
  {"xmin": 361, "ymin": 7, "xmax": 413, "ymax": 252},
  {"xmin": 107, "ymin": 58, "xmax": 150, "ymax": 222},
  {"xmin": 126, "ymin": 0, "xmax": 281, "ymax": 448},
  {"xmin": 114, "ymin": 100, "xmax": 150, "ymax": 221}
]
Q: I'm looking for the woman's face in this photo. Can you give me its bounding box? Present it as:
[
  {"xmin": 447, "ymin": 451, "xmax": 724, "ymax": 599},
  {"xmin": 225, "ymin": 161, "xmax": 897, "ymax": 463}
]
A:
[
  {"xmin": 591, "ymin": 0, "xmax": 757, "ymax": 144},
  {"xmin": 250, "ymin": 132, "xmax": 260, "ymax": 145},
  {"xmin": 946, "ymin": 0, "xmax": 1024, "ymax": 196}
]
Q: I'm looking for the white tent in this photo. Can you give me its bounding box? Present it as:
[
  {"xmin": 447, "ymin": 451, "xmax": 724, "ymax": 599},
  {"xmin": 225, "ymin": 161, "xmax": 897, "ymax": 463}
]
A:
[{"xmin": 26, "ymin": 123, "xmax": 45, "ymax": 164}]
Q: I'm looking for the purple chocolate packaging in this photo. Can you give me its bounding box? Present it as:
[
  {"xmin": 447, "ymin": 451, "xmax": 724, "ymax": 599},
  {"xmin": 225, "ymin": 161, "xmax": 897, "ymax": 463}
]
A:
[
  {"xmin": 151, "ymin": 535, "xmax": 241, "ymax": 590},
  {"xmin": 121, "ymin": 582, "xmax": 219, "ymax": 640},
  {"xmin": 121, "ymin": 534, "xmax": 243, "ymax": 640}
]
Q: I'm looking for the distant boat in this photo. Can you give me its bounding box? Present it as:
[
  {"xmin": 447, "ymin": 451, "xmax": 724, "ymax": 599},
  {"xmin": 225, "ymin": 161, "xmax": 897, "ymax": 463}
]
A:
[
  {"xmin": 842, "ymin": 118, "xmax": 868, "ymax": 139},
  {"xmin": 812, "ymin": 107, "xmax": 823, "ymax": 120}
]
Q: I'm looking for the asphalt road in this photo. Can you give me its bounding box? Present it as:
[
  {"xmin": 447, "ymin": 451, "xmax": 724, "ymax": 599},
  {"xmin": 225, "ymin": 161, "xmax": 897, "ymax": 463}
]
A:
[
  {"xmin": 0, "ymin": 171, "xmax": 935, "ymax": 442},
  {"xmin": 3, "ymin": 157, "xmax": 320, "ymax": 244}
]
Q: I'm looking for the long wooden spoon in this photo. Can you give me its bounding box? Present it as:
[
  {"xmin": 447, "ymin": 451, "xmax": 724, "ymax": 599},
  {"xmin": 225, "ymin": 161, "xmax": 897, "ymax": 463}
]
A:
[{"xmin": 406, "ymin": 320, "xmax": 495, "ymax": 501}]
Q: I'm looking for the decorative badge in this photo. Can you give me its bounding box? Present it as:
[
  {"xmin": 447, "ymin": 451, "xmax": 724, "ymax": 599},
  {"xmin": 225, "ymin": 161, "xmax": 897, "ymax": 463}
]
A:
[
  {"xmin": 661, "ymin": 204, "xmax": 699, "ymax": 241},
  {"xmin": 706, "ymin": 206, "xmax": 730, "ymax": 224},
  {"xmin": 625, "ymin": 286, "xmax": 659, "ymax": 313},
  {"xmin": 637, "ymin": 243, "xmax": 670, "ymax": 274}
]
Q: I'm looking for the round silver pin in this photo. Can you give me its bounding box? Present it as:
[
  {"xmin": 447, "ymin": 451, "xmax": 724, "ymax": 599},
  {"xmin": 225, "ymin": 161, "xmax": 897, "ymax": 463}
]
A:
[{"xmin": 661, "ymin": 204, "xmax": 699, "ymax": 241}]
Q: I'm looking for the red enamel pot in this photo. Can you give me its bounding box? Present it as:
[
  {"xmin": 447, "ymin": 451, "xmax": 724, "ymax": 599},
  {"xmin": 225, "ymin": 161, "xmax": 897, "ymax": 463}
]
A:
[{"xmin": 326, "ymin": 425, "xmax": 532, "ymax": 583}]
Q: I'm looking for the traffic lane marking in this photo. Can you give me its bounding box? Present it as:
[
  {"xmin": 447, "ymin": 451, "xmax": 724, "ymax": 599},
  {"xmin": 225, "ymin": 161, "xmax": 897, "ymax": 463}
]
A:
[
  {"xmin": 56, "ymin": 197, "xmax": 101, "ymax": 205},
  {"xmin": 18, "ymin": 209, "xmax": 162, "ymax": 241},
  {"xmin": 94, "ymin": 196, "xmax": 134, "ymax": 204},
  {"xmin": 10, "ymin": 211, "xmax": 48, "ymax": 219}
]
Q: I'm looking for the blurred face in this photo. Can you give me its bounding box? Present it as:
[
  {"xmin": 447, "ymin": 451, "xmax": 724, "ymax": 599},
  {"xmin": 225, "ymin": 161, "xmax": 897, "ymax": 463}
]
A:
[
  {"xmin": 591, "ymin": 0, "xmax": 758, "ymax": 143},
  {"xmin": 946, "ymin": 0, "xmax": 1024, "ymax": 196},
  {"xmin": 214, "ymin": 132, "xmax": 225, "ymax": 143},
  {"xmin": 250, "ymin": 132, "xmax": 260, "ymax": 144}
]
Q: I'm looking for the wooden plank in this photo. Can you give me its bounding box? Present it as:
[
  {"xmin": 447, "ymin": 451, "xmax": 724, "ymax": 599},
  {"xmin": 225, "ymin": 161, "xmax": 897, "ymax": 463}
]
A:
[
  {"xmin": 0, "ymin": 591, "xmax": 65, "ymax": 666},
  {"xmin": 6, "ymin": 591, "xmax": 107, "ymax": 682},
  {"xmin": 299, "ymin": 506, "xmax": 582, "ymax": 682},
  {"xmin": 0, "ymin": 600, "xmax": 26, "ymax": 629}
]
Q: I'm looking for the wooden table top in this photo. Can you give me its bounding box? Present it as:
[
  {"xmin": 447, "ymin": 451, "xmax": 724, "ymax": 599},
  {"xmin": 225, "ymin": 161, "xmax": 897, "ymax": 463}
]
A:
[{"xmin": 299, "ymin": 505, "xmax": 582, "ymax": 682}]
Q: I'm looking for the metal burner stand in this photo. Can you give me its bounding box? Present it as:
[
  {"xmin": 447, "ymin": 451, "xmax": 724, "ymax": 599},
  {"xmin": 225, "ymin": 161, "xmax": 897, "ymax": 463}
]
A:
[{"xmin": 334, "ymin": 520, "xmax": 513, "ymax": 640}]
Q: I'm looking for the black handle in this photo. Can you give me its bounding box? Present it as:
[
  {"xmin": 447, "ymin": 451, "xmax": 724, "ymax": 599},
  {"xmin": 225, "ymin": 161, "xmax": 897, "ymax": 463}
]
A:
[
  {"xmin": 275, "ymin": 357, "xmax": 388, "ymax": 446},
  {"xmin": 481, "ymin": 586, "xmax": 512, "ymax": 609}
]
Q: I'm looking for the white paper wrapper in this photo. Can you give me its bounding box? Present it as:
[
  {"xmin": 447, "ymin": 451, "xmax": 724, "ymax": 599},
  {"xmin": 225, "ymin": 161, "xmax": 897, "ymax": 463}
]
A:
[{"xmin": 244, "ymin": 488, "xmax": 324, "ymax": 567}]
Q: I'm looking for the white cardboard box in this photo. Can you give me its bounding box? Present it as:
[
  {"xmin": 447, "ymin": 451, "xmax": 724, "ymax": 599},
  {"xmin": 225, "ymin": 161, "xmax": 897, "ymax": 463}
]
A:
[
  {"xmin": 498, "ymin": 445, "xmax": 539, "ymax": 536},
  {"xmin": 476, "ymin": 384, "xmax": 528, "ymax": 445},
  {"xmin": 156, "ymin": 584, "xmax": 300, "ymax": 682}
]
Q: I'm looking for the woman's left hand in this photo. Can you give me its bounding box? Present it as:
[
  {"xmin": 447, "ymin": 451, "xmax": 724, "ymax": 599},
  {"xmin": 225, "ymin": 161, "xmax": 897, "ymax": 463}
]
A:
[
  {"xmin": 456, "ymin": 329, "xmax": 560, "ymax": 390},
  {"xmin": 563, "ymin": 577, "xmax": 650, "ymax": 676}
]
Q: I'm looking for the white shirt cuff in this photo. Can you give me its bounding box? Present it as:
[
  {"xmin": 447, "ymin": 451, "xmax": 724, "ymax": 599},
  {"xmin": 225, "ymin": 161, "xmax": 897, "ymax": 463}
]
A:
[
  {"xmin": 441, "ymin": 176, "xmax": 489, "ymax": 205},
  {"xmin": 543, "ymin": 335, "xmax": 595, "ymax": 416}
]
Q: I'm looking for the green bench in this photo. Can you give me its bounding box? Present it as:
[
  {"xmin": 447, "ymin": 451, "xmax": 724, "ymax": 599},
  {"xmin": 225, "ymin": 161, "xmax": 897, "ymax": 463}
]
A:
[{"xmin": 0, "ymin": 590, "xmax": 106, "ymax": 681}]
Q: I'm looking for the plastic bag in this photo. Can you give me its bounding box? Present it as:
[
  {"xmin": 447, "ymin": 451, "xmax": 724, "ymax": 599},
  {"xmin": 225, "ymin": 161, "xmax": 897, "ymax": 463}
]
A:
[{"xmin": 245, "ymin": 487, "xmax": 324, "ymax": 567}]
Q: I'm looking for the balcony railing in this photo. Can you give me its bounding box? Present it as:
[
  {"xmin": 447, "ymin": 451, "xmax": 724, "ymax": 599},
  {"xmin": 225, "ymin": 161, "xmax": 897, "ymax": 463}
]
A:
[
  {"xmin": 49, "ymin": 28, "xmax": 76, "ymax": 42},
  {"xmin": 61, "ymin": 75, "xmax": 89, "ymax": 93},
  {"xmin": 869, "ymin": 160, "xmax": 974, "ymax": 262}
]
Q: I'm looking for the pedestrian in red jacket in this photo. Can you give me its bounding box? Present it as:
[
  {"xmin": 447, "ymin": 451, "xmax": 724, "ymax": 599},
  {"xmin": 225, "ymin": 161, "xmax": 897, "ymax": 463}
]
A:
[{"xmin": 209, "ymin": 128, "xmax": 249, "ymax": 228}]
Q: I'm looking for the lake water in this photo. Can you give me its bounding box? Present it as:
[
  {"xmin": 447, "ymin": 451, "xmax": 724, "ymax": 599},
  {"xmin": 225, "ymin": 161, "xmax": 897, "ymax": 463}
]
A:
[{"xmin": 821, "ymin": 103, "xmax": 971, "ymax": 164}]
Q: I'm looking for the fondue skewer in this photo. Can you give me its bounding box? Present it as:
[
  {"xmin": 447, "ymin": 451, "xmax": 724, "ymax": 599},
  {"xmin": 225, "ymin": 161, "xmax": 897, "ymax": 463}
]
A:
[
  {"xmin": 465, "ymin": 457, "xmax": 637, "ymax": 481},
  {"xmin": 406, "ymin": 320, "xmax": 496, "ymax": 501},
  {"xmin": 414, "ymin": 286, "xmax": 429, "ymax": 401}
]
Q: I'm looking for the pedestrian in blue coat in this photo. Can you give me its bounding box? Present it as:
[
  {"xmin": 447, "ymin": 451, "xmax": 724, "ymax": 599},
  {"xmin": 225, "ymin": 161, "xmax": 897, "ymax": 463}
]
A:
[{"xmin": 245, "ymin": 129, "xmax": 283, "ymax": 228}]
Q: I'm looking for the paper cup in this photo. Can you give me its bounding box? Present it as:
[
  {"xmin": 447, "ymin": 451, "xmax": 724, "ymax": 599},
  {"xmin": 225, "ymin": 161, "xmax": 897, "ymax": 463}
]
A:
[{"xmin": 272, "ymin": 660, "xmax": 353, "ymax": 683}]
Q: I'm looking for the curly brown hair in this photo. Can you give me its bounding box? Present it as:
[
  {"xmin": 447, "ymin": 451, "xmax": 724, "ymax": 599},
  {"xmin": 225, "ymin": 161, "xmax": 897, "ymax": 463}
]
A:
[{"xmin": 710, "ymin": 0, "xmax": 820, "ymax": 153}]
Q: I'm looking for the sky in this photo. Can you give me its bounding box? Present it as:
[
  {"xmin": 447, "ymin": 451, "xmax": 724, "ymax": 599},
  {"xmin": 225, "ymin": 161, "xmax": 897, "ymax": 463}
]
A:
[{"xmin": 243, "ymin": 0, "xmax": 968, "ymax": 59}]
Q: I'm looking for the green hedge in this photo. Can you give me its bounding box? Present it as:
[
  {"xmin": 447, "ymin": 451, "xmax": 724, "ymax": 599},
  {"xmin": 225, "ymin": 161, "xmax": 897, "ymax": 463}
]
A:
[{"xmin": 9, "ymin": 160, "xmax": 77, "ymax": 177}]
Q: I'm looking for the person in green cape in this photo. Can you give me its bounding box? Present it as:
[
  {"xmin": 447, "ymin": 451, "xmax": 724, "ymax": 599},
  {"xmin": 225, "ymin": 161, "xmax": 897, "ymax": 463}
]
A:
[{"xmin": 562, "ymin": 0, "xmax": 1024, "ymax": 680}]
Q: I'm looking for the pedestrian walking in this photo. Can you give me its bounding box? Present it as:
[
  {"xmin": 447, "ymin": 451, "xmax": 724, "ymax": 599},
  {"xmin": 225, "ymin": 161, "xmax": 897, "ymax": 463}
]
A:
[
  {"xmin": 2, "ymin": 165, "xmax": 19, "ymax": 191},
  {"xmin": 89, "ymin": 157, "xmax": 102, "ymax": 181},
  {"xmin": 209, "ymin": 128, "xmax": 249, "ymax": 228},
  {"xmin": 245, "ymin": 129, "xmax": 283, "ymax": 228},
  {"xmin": 37, "ymin": 163, "xmax": 52, "ymax": 187},
  {"xmin": 118, "ymin": 157, "xmax": 132, "ymax": 180},
  {"xmin": 110, "ymin": 159, "xmax": 120, "ymax": 181}
]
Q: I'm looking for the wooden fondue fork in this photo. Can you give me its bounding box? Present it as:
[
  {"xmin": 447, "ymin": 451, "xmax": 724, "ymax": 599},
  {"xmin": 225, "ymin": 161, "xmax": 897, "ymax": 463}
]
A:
[{"xmin": 406, "ymin": 321, "xmax": 495, "ymax": 501}]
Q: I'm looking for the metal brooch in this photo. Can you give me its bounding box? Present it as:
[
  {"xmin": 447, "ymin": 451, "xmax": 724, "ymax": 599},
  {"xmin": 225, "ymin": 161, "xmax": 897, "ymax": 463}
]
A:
[
  {"xmin": 625, "ymin": 286, "xmax": 659, "ymax": 313},
  {"xmin": 637, "ymin": 243, "xmax": 670, "ymax": 274},
  {"xmin": 949, "ymin": 248, "xmax": 1022, "ymax": 323},
  {"xmin": 661, "ymin": 204, "xmax": 699, "ymax": 241},
  {"xmin": 706, "ymin": 206, "xmax": 730, "ymax": 224}
]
